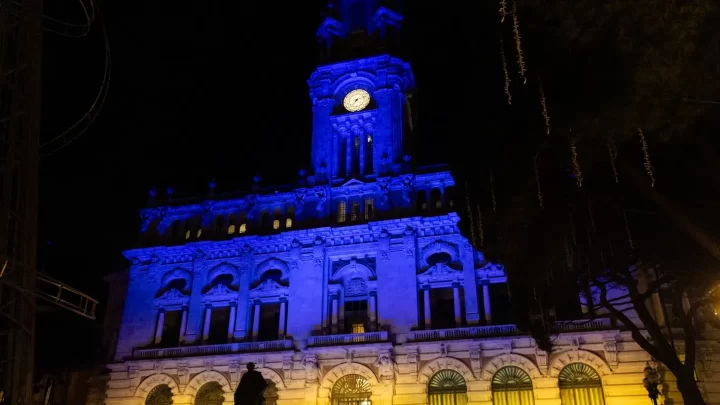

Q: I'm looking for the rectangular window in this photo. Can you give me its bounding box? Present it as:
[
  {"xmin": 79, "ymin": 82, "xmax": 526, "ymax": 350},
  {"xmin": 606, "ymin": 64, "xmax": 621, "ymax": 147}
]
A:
[
  {"xmin": 350, "ymin": 201, "xmax": 359, "ymax": 221},
  {"xmin": 160, "ymin": 310, "xmax": 182, "ymax": 347},
  {"xmin": 344, "ymin": 300, "xmax": 368, "ymax": 334},
  {"xmin": 337, "ymin": 201, "xmax": 347, "ymax": 223},
  {"xmin": 258, "ymin": 303, "xmax": 281, "ymax": 342},
  {"xmin": 272, "ymin": 219, "xmax": 280, "ymax": 230},
  {"xmin": 352, "ymin": 323, "xmax": 365, "ymax": 334},
  {"xmin": 285, "ymin": 218, "xmax": 293, "ymax": 228},
  {"xmin": 364, "ymin": 198, "xmax": 374, "ymax": 219},
  {"xmin": 207, "ymin": 307, "xmax": 231, "ymax": 344}
]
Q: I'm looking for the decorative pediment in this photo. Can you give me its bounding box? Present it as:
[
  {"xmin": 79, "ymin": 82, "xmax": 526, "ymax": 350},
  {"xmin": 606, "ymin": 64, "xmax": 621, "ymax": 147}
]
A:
[
  {"xmin": 202, "ymin": 284, "xmax": 238, "ymax": 303},
  {"xmin": 316, "ymin": 16, "xmax": 345, "ymax": 40},
  {"xmin": 421, "ymin": 240, "xmax": 459, "ymax": 265},
  {"xmin": 476, "ymin": 262, "xmax": 505, "ymax": 279},
  {"xmin": 340, "ymin": 178, "xmax": 365, "ymax": 187},
  {"xmin": 418, "ymin": 263, "xmax": 463, "ymax": 284},
  {"xmin": 373, "ymin": 6, "xmax": 403, "ymax": 31},
  {"xmin": 332, "ymin": 259, "xmax": 375, "ymax": 282},
  {"xmin": 250, "ymin": 280, "xmax": 289, "ymax": 299},
  {"xmin": 256, "ymin": 258, "xmax": 290, "ymax": 280},
  {"xmin": 155, "ymin": 288, "xmax": 190, "ymax": 309}
]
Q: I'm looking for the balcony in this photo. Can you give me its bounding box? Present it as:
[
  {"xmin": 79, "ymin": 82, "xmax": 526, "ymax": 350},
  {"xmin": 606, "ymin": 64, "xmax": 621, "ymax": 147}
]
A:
[
  {"xmin": 132, "ymin": 339, "xmax": 293, "ymax": 360},
  {"xmin": 308, "ymin": 331, "xmax": 388, "ymax": 347},
  {"xmin": 407, "ymin": 318, "xmax": 613, "ymax": 342}
]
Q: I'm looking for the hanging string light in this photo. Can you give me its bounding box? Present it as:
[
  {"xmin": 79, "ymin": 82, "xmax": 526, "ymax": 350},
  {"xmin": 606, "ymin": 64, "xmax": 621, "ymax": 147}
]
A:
[
  {"xmin": 464, "ymin": 181, "xmax": 478, "ymax": 248},
  {"xmin": 570, "ymin": 138, "xmax": 583, "ymax": 187},
  {"xmin": 499, "ymin": 36, "xmax": 512, "ymax": 105},
  {"xmin": 490, "ymin": 170, "xmax": 497, "ymax": 213},
  {"xmin": 538, "ymin": 78, "xmax": 550, "ymax": 135},
  {"xmin": 607, "ymin": 138, "xmax": 619, "ymax": 183},
  {"xmin": 512, "ymin": 2, "xmax": 528, "ymax": 84},
  {"xmin": 533, "ymin": 154, "xmax": 544, "ymax": 208},
  {"xmin": 638, "ymin": 128, "xmax": 656, "ymax": 187},
  {"xmin": 476, "ymin": 205, "xmax": 485, "ymax": 247},
  {"xmin": 499, "ymin": 0, "xmax": 508, "ymax": 22}
]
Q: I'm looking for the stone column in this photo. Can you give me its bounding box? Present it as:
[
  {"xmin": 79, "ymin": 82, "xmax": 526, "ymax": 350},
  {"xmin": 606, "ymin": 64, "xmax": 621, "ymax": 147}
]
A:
[
  {"xmin": 279, "ymin": 299, "xmax": 287, "ymax": 339},
  {"xmin": 178, "ymin": 308, "xmax": 188, "ymax": 343},
  {"xmin": 453, "ymin": 284, "xmax": 462, "ymax": 327},
  {"xmin": 202, "ymin": 307, "xmax": 212, "ymax": 342},
  {"xmin": 227, "ymin": 305, "xmax": 237, "ymax": 340},
  {"xmin": 252, "ymin": 302, "xmax": 261, "ymax": 341},
  {"xmin": 423, "ymin": 288, "xmax": 432, "ymax": 329},
  {"xmin": 368, "ymin": 293, "xmax": 377, "ymax": 332},
  {"xmin": 482, "ymin": 284, "xmax": 492, "ymax": 325},
  {"xmin": 154, "ymin": 310, "xmax": 165, "ymax": 344},
  {"xmin": 331, "ymin": 298, "xmax": 339, "ymax": 334}
]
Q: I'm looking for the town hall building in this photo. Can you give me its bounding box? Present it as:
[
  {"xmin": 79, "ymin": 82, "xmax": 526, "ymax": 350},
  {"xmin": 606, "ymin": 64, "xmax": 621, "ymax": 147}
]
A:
[{"xmin": 103, "ymin": 1, "xmax": 720, "ymax": 405}]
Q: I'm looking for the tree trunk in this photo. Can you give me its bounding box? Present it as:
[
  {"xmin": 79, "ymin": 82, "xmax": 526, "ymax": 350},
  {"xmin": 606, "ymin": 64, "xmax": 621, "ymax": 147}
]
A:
[{"xmin": 677, "ymin": 374, "xmax": 707, "ymax": 405}]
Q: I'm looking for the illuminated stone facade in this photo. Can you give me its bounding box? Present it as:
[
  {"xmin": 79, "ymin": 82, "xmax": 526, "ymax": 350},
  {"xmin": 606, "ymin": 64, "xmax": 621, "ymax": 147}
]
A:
[{"xmin": 104, "ymin": 2, "xmax": 720, "ymax": 405}]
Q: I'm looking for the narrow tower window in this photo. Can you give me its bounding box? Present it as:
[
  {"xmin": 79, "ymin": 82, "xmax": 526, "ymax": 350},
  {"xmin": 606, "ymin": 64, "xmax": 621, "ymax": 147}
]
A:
[
  {"xmin": 337, "ymin": 201, "xmax": 347, "ymax": 223},
  {"xmin": 364, "ymin": 198, "xmax": 374, "ymax": 220}
]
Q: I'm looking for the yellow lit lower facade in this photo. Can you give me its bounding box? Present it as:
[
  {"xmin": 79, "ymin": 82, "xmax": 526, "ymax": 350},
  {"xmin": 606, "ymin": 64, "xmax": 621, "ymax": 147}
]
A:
[{"xmin": 102, "ymin": 330, "xmax": 720, "ymax": 405}]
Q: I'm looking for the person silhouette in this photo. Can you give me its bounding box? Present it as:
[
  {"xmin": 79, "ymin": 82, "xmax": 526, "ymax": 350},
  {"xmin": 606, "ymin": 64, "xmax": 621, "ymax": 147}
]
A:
[{"xmin": 234, "ymin": 362, "xmax": 268, "ymax": 405}]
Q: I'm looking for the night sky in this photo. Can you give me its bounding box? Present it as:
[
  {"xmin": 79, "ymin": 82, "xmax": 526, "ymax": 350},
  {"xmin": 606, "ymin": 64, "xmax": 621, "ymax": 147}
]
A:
[
  {"xmin": 35, "ymin": 1, "xmax": 506, "ymax": 367},
  {"xmin": 33, "ymin": 0, "xmax": 720, "ymax": 368}
]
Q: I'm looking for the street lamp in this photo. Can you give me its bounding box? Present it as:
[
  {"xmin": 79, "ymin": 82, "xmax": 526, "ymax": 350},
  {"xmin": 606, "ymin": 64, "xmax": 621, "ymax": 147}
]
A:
[{"xmin": 643, "ymin": 362, "xmax": 661, "ymax": 405}]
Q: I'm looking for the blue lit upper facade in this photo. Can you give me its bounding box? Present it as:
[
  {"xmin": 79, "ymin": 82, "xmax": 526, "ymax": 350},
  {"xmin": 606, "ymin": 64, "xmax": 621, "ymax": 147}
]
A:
[{"xmin": 105, "ymin": 3, "xmax": 660, "ymax": 405}]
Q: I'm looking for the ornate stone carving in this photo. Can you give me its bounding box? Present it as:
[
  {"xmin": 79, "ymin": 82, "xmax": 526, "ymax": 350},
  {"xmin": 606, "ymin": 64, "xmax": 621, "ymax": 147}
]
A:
[
  {"xmin": 290, "ymin": 239, "xmax": 302, "ymax": 272},
  {"xmin": 374, "ymin": 350, "xmax": 398, "ymax": 382},
  {"xmin": 421, "ymin": 240, "xmax": 459, "ymax": 265},
  {"xmin": 401, "ymin": 175, "xmax": 414, "ymax": 203},
  {"xmin": 535, "ymin": 348, "xmax": 549, "ymax": 375},
  {"xmin": 250, "ymin": 280, "xmax": 289, "ymax": 300},
  {"xmin": 154, "ymin": 288, "xmax": 190, "ymax": 309},
  {"xmin": 469, "ymin": 343, "xmax": 482, "ymax": 373},
  {"xmin": 302, "ymin": 355, "xmax": 320, "ymax": 386},
  {"xmin": 127, "ymin": 365, "xmax": 140, "ymax": 391},
  {"xmin": 501, "ymin": 342, "xmax": 512, "ymax": 354},
  {"xmin": 345, "ymin": 278, "xmax": 368, "ymax": 297},
  {"xmin": 377, "ymin": 179, "xmax": 391, "ymax": 208},
  {"xmin": 315, "ymin": 187, "xmax": 327, "ymax": 213},
  {"xmin": 228, "ymin": 361, "xmax": 240, "ymax": 388},
  {"xmin": 406, "ymin": 346, "xmax": 419, "ymax": 374},
  {"xmin": 440, "ymin": 344, "xmax": 448, "ymax": 357},
  {"xmin": 295, "ymin": 189, "xmax": 307, "ymax": 214},
  {"xmin": 283, "ymin": 356, "xmax": 294, "ymax": 373},
  {"xmin": 403, "ymin": 227, "xmax": 415, "ymax": 257},
  {"xmin": 313, "ymin": 237, "xmax": 325, "ymax": 268},
  {"xmin": 177, "ymin": 363, "xmax": 190, "ymax": 389},
  {"xmin": 160, "ymin": 268, "xmax": 193, "ymax": 289},
  {"xmin": 256, "ymin": 258, "xmax": 290, "ymax": 280},
  {"xmin": 603, "ymin": 337, "xmax": 618, "ymax": 368},
  {"xmin": 202, "ymin": 284, "xmax": 238, "ymax": 303},
  {"xmin": 378, "ymin": 229, "xmax": 390, "ymax": 261},
  {"xmin": 203, "ymin": 359, "xmax": 214, "ymax": 371},
  {"xmin": 548, "ymin": 349, "xmax": 612, "ymax": 377},
  {"xmin": 238, "ymin": 245, "xmax": 255, "ymax": 276}
]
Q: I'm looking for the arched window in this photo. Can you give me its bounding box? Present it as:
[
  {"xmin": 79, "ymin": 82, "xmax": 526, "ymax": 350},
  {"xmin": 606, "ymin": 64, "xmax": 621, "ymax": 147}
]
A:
[
  {"xmin": 145, "ymin": 384, "xmax": 172, "ymax": 405},
  {"xmin": 430, "ymin": 188, "xmax": 442, "ymax": 209},
  {"xmin": 428, "ymin": 370, "xmax": 467, "ymax": 405},
  {"xmin": 559, "ymin": 363, "xmax": 605, "ymax": 405},
  {"xmin": 195, "ymin": 381, "xmax": 224, "ymax": 405},
  {"xmin": 331, "ymin": 374, "xmax": 371, "ymax": 405},
  {"xmin": 492, "ymin": 366, "xmax": 534, "ymax": 405}
]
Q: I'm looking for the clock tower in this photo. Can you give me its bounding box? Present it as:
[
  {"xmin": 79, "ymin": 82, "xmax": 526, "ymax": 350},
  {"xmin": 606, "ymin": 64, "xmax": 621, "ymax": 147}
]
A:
[{"xmin": 308, "ymin": 0, "xmax": 414, "ymax": 183}]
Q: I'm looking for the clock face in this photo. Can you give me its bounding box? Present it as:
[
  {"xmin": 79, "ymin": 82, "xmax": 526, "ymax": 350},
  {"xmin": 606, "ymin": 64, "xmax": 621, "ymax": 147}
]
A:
[{"xmin": 343, "ymin": 89, "xmax": 371, "ymax": 112}]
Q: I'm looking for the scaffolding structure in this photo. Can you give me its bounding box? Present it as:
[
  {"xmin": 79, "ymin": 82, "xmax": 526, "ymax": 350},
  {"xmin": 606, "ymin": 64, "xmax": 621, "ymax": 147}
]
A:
[{"xmin": 0, "ymin": 1, "xmax": 101, "ymax": 404}]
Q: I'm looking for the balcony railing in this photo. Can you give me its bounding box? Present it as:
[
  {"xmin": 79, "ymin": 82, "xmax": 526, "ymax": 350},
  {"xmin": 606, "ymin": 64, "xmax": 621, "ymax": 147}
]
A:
[
  {"xmin": 132, "ymin": 339, "xmax": 293, "ymax": 359},
  {"xmin": 408, "ymin": 318, "xmax": 614, "ymax": 342},
  {"xmin": 308, "ymin": 331, "xmax": 388, "ymax": 347}
]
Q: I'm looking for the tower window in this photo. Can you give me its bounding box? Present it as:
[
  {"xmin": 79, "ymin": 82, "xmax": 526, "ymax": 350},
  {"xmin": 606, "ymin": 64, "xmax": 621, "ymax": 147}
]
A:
[
  {"xmin": 196, "ymin": 229, "xmax": 202, "ymax": 239},
  {"xmin": 273, "ymin": 219, "xmax": 280, "ymax": 230},
  {"xmin": 364, "ymin": 198, "xmax": 374, "ymax": 220},
  {"xmin": 185, "ymin": 230, "xmax": 191, "ymax": 240},
  {"xmin": 351, "ymin": 201, "xmax": 360, "ymax": 221},
  {"xmin": 285, "ymin": 218, "xmax": 293, "ymax": 228},
  {"xmin": 228, "ymin": 224, "xmax": 236, "ymax": 234},
  {"xmin": 239, "ymin": 223, "xmax": 247, "ymax": 233},
  {"xmin": 337, "ymin": 201, "xmax": 347, "ymax": 223}
]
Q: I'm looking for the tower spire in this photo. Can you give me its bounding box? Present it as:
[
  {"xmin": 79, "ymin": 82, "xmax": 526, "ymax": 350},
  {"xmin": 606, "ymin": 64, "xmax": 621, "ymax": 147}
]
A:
[{"xmin": 316, "ymin": 0, "xmax": 405, "ymax": 63}]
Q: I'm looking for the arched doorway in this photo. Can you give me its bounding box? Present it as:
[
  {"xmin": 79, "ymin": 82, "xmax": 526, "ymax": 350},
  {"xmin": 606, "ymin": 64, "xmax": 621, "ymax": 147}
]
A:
[
  {"xmin": 428, "ymin": 369, "xmax": 468, "ymax": 405},
  {"xmin": 144, "ymin": 385, "xmax": 172, "ymax": 405},
  {"xmin": 331, "ymin": 374, "xmax": 372, "ymax": 405},
  {"xmin": 491, "ymin": 366, "xmax": 534, "ymax": 405},
  {"xmin": 559, "ymin": 363, "xmax": 605, "ymax": 405},
  {"xmin": 195, "ymin": 381, "xmax": 225, "ymax": 405}
]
